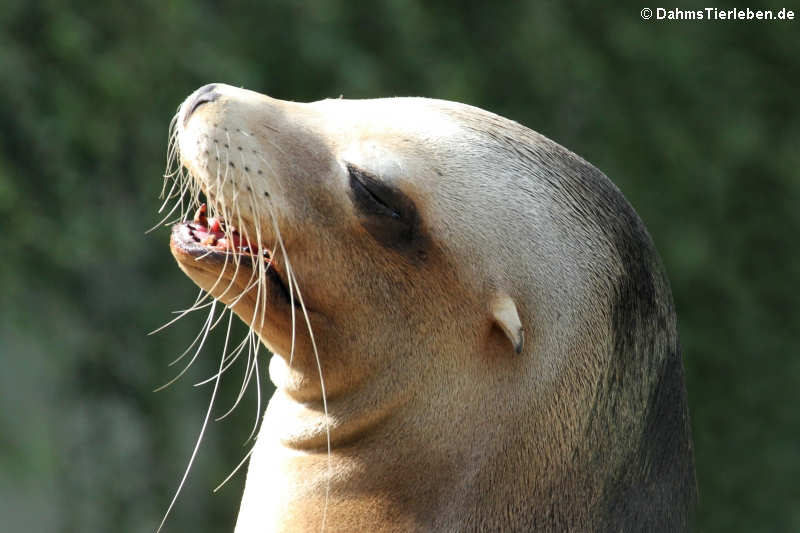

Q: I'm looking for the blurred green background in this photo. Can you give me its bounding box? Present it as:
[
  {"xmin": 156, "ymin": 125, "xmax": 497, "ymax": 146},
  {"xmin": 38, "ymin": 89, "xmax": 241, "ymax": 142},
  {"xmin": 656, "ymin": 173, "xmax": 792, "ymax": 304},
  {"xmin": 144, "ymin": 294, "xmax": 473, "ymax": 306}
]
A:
[{"xmin": 1, "ymin": 1, "xmax": 797, "ymax": 531}]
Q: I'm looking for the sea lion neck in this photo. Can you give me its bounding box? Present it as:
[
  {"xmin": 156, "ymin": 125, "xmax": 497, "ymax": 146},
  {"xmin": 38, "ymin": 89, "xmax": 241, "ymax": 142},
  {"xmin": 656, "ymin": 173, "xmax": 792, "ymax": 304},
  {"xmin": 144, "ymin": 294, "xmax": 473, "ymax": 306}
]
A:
[{"xmin": 266, "ymin": 353, "xmax": 414, "ymax": 450}]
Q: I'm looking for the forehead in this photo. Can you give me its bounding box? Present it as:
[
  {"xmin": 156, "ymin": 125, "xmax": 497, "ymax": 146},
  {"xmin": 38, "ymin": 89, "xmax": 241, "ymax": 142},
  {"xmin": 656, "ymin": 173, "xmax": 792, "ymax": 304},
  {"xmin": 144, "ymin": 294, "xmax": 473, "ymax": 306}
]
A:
[
  {"xmin": 309, "ymin": 97, "xmax": 466, "ymax": 142},
  {"xmin": 308, "ymin": 98, "xmax": 482, "ymax": 187}
]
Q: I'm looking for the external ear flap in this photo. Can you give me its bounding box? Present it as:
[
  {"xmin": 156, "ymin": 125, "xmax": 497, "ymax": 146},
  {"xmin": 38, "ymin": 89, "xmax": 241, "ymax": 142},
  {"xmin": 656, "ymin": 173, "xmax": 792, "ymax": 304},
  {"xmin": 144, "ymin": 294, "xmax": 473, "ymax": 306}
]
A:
[{"xmin": 491, "ymin": 293, "xmax": 524, "ymax": 354}]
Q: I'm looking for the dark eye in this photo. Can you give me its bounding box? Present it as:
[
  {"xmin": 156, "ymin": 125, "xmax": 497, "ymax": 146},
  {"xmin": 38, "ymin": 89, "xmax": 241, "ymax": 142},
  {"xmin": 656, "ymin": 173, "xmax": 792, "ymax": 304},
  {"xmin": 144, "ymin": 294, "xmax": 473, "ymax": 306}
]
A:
[
  {"xmin": 346, "ymin": 163, "xmax": 421, "ymax": 251},
  {"xmin": 347, "ymin": 164, "xmax": 402, "ymax": 219}
]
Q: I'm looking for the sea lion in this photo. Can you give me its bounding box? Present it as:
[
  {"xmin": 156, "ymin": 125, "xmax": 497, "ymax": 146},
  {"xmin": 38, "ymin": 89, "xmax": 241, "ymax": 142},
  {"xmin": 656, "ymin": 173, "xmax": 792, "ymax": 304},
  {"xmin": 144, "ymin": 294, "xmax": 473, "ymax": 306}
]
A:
[{"xmin": 166, "ymin": 83, "xmax": 696, "ymax": 532}]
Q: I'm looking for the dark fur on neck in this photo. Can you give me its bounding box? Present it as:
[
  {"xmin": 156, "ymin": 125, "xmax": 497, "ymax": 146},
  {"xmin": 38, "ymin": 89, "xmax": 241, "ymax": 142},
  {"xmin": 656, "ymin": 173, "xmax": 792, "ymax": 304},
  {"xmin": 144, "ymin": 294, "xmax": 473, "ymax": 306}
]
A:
[
  {"xmin": 562, "ymin": 142, "xmax": 696, "ymax": 531},
  {"xmin": 469, "ymin": 111, "xmax": 697, "ymax": 531}
]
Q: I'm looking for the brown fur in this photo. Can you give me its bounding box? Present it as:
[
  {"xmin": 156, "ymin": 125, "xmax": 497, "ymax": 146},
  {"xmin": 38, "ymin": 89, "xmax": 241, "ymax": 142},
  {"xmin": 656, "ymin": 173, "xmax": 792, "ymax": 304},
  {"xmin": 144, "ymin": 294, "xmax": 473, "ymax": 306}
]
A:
[{"xmin": 169, "ymin": 84, "xmax": 695, "ymax": 532}]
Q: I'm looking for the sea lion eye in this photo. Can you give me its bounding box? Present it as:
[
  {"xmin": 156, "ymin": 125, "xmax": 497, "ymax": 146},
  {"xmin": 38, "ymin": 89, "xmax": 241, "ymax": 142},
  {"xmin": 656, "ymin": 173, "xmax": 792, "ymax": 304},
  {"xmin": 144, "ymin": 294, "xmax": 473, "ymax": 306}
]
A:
[
  {"xmin": 346, "ymin": 163, "xmax": 422, "ymax": 252},
  {"xmin": 347, "ymin": 164, "xmax": 402, "ymax": 219}
]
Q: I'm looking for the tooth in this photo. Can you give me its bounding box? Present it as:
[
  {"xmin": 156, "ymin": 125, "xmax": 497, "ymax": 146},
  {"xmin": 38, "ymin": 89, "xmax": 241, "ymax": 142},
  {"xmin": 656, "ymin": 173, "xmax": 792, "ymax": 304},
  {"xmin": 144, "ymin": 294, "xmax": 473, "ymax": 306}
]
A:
[{"xmin": 193, "ymin": 204, "xmax": 208, "ymax": 224}]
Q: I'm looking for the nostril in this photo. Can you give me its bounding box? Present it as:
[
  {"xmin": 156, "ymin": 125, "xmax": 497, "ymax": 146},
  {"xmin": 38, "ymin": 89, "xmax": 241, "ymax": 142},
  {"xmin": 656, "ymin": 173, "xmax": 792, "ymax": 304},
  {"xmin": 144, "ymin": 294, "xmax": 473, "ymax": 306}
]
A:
[
  {"xmin": 196, "ymin": 83, "xmax": 218, "ymax": 96},
  {"xmin": 183, "ymin": 84, "xmax": 221, "ymax": 125},
  {"xmin": 188, "ymin": 93, "xmax": 217, "ymax": 116}
]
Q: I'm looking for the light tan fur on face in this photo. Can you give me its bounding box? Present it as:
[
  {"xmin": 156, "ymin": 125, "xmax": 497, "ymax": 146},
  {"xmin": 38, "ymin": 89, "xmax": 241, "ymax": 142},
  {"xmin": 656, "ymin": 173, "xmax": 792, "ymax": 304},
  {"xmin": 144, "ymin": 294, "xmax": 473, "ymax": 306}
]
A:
[{"xmin": 167, "ymin": 84, "xmax": 695, "ymax": 532}]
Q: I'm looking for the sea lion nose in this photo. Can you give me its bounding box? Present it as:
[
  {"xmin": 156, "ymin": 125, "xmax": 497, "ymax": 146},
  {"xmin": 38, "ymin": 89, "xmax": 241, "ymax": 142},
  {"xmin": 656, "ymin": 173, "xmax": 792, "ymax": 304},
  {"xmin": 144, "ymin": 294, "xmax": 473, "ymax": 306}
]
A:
[{"xmin": 183, "ymin": 83, "xmax": 221, "ymax": 126}]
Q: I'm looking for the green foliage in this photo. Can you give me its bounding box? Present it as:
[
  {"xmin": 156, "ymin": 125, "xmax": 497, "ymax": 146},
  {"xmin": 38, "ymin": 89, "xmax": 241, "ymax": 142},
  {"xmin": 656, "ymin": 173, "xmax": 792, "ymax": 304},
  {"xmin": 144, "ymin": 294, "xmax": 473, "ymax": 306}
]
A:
[{"xmin": 0, "ymin": 1, "xmax": 797, "ymax": 531}]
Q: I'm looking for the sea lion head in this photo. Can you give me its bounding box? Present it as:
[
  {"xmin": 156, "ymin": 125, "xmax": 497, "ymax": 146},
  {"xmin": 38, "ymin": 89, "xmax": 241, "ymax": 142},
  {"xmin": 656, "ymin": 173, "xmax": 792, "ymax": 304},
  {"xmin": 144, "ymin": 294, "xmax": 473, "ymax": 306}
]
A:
[
  {"xmin": 170, "ymin": 84, "xmax": 545, "ymax": 401},
  {"xmin": 166, "ymin": 83, "xmax": 695, "ymax": 531}
]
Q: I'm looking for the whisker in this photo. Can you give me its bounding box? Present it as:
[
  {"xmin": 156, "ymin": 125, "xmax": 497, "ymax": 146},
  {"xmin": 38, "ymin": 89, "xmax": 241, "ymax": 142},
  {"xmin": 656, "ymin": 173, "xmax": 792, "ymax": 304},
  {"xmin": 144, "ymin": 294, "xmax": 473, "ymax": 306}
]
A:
[
  {"xmin": 238, "ymin": 152, "xmax": 273, "ymax": 358},
  {"xmin": 195, "ymin": 329, "xmax": 250, "ymax": 387},
  {"xmin": 156, "ymin": 300, "xmax": 226, "ymax": 533},
  {"xmin": 246, "ymin": 330, "xmax": 262, "ymax": 443},
  {"xmin": 146, "ymin": 184, "xmax": 189, "ymax": 234},
  {"xmin": 154, "ymin": 301, "xmax": 217, "ymax": 392},
  {"xmin": 149, "ymin": 290, "xmax": 214, "ymax": 336},
  {"xmin": 265, "ymin": 200, "xmax": 332, "ymax": 532},
  {"xmin": 213, "ymin": 446, "xmax": 254, "ymax": 493},
  {"xmin": 156, "ymin": 172, "xmax": 183, "ymax": 213},
  {"xmin": 215, "ymin": 329, "xmax": 259, "ymax": 422},
  {"xmin": 168, "ymin": 322, "xmax": 212, "ymax": 367},
  {"xmin": 160, "ymin": 118, "xmax": 331, "ymax": 532}
]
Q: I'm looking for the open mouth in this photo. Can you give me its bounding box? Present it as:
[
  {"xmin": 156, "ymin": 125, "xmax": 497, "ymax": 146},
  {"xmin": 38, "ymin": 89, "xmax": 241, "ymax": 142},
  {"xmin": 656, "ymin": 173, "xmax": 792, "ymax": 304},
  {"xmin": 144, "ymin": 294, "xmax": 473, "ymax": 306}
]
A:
[
  {"xmin": 180, "ymin": 204, "xmax": 271, "ymax": 258},
  {"xmin": 170, "ymin": 204, "xmax": 295, "ymax": 305}
]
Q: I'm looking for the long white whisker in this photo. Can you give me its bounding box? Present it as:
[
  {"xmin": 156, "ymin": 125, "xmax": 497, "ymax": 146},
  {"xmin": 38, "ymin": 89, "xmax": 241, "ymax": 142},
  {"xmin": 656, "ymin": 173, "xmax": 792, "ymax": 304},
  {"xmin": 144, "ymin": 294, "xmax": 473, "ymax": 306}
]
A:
[
  {"xmin": 168, "ymin": 322, "xmax": 212, "ymax": 367},
  {"xmin": 156, "ymin": 300, "xmax": 223, "ymax": 533},
  {"xmin": 148, "ymin": 162, "xmax": 196, "ymax": 234},
  {"xmin": 159, "ymin": 117, "xmax": 333, "ymax": 531},
  {"xmin": 149, "ymin": 289, "xmax": 211, "ymax": 336},
  {"xmin": 156, "ymin": 173, "xmax": 182, "ymax": 213},
  {"xmin": 213, "ymin": 446, "xmax": 255, "ymax": 493},
  {"xmin": 171, "ymin": 297, "xmax": 214, "ymax": 315},
  {"xmin": 265, "ymin": 201, "xmax": 331, "ymax": 532},
  {"xmin": 146, "ymin": 188, "xmax": 188, "ymax": 234},
  {"xmin": 154, "ymin": 302, "xmax": 217, "ymax": 392},
  {"xmin": 252, "ymin": 155, "xmax": 297, "ymax": 366},
  {"xmin": 215, "ymin": 329, "xmax": 259, "ymax": 422},
  {"xmin": 194, "ymin": 329, "xmax": 251, "ymax": 387},
  {"xmin": 246, "ymin": 330, "xmax": 262, "ymax": 442}
]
